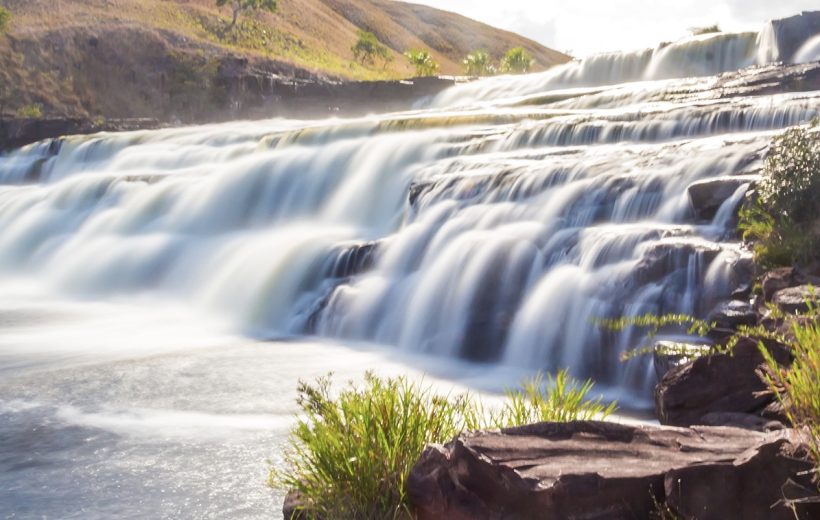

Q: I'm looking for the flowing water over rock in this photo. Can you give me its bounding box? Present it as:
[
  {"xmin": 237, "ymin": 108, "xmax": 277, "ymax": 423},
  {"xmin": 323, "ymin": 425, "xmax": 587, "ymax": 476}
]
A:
[{"xmin": 0, "ymin": 16, "xmax": 819, "ymax": 519}]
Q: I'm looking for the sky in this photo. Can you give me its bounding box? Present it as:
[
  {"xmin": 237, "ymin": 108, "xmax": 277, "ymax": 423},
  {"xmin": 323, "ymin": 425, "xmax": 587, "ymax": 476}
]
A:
[{"xmin": 408, "ymin": 1, "xmax": 820, "ymax": 57}]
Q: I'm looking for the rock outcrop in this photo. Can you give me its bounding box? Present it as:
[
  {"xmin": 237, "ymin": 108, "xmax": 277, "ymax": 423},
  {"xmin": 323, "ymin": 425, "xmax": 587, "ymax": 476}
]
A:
[
  {"xmin": 654, "ymin": 338, "xmax": 789, "ymax": 426},
  {"xmin": 407, "ymin": 421, "xmax": 820, "ymax": 520}
]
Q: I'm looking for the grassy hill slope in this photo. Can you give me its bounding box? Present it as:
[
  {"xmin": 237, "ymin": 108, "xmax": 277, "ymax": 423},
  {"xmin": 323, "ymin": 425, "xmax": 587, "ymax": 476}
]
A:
[{"xmin": 0, "ymin": 0, "xmax": 569, "ymax": 120}]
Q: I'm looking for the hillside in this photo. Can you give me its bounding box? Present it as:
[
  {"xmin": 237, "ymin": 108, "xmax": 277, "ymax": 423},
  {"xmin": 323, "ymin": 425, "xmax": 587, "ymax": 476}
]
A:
[{"xmin": 0, "ymin": 0, "xmax": 569, "ymax": 121}]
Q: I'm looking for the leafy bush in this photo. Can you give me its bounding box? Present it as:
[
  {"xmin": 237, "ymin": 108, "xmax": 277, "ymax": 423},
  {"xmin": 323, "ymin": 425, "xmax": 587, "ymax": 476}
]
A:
[
  {"xmin": 352, "ymin": 30, "xmax": 390, "ymax": 67},
  {"xmin": 501, "ymin": 47, "xmax": 533, "ymax": 74},
  {"xmin": 463, "ymin": 50, "xmax": 496, "ymax": 77},
  {"xmin": 738, "ymin": 124, "xmax": 820, "ymax": 268},
  {"xmin": 272, "ymin": 370, "xmax": 614, "ymax": 519},
  {"xmin": 758, "ymin": 125, "xmax": 820, "ymax": 224},
  {"xmin": 16, "ymin": 104, "xmax": 43, "ymax": 119},
  {"xmin": 404, "ymin": 49, "xmax": 439, "ymax": 77}
]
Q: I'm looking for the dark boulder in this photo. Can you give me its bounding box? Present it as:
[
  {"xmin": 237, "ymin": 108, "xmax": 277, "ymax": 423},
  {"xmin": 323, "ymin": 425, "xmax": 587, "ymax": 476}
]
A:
[
  {"xmin": 772, "ymin": 285, "xmax": 817, "ymax": 315},
  {"xmin": 761, "ymin": 267, "xmax": 820, "ymax": 302},
  {"xmin": 407, "ymin": 421, "xmax": 819, "ymax": 520},
  {"xmin": 652, "ymin": 340, "xmax": 711, "ymax": 380},
  {"xmin": 707, "ymin": 299, "xmax": 757, "ymax": 329},
  {"xmin": 687, "ymin": 176, "xmax": 753, "ymax": 221},
  {"xmin": 655, "ymin": 338, "xmax": 789, "ymax": 427}
]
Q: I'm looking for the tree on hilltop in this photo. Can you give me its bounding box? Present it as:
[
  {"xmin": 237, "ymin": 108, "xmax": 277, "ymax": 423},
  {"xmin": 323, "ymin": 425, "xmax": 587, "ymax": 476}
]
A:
[
  {"xmin": 405, "ymin": 49, "xmax": 439, "ymax": 77},
  {"xmin": 216, "ymin": 0, "xmax": 277, "ymax": 28},
  {"xmin": 463, "ymin": 50, "xmax": 496, "ymax": 77},
  {"xmin": 352, "ymin": 30, "xmax": 391, "ymax": 67},
  {"xmin": 500, "ymin": 47, "xmax": 533, "ymax": 74}
]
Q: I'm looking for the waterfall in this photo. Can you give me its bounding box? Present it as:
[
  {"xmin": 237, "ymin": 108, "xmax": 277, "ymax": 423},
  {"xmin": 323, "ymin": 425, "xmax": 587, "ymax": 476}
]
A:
[
  {"xmin": 431, "ymin": 17, "xmax": 820, "ymax": 109},
  {"xmin": 1, "ymin": 23, "xmax": 819, "ymax": 402}
]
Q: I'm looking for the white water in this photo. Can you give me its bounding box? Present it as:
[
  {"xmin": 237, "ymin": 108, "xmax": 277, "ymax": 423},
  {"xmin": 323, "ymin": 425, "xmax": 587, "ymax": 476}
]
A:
[{"xmin": 1, "ymin": 18, "xmax": 819, "ymax": 519}]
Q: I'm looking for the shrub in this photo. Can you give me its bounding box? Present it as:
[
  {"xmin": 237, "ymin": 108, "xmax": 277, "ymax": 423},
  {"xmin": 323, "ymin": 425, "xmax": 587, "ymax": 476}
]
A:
[
  {"xmin": 352, "ymin": 30, "xmax": 390, "ymax": 67},
  {"xmin": 501, "ymin": 47, "xmax": 533, "ymax": 74},
  {"xmin": 738, "ymin": 124, "xmax": 820, "ymax": 268},
  {"xmin": 463, "ymin": 50, "xmax": 495, "ymax": 77},
  {"xmin": 758, "ymin": 125, "xmax": 820, "ymax": 225},
  {"xmin": 272, "ymin": 370, "xmax": 614, "ymax": 519},
  {"xmin": 16, "ymin": 103, "xmax": 43, "ymax": 119},
  {"xmin": 404, "ymin": 49, "xmax": 439, "ymax": 77},
  {"xmin": 0, "ymin": 7, "xmax": 11, "ymax": 35},
  {"xmin": 216, "ymin": 0, "xmax": 277, "ymax": 28}
]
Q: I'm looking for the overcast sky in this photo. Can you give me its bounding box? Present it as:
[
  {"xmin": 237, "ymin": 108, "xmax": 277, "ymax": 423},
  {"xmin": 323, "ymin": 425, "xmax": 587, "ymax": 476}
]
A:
[{"xmin": 407, "ymin": 1, "xmax": 819, "ymax": 57}]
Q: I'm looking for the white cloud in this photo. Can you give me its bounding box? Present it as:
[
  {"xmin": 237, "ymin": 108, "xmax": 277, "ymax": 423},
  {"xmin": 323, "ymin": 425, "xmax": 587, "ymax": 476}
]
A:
[{"xmin": 407, "ymin": 1, "xmax": 820, "ymax": 56}]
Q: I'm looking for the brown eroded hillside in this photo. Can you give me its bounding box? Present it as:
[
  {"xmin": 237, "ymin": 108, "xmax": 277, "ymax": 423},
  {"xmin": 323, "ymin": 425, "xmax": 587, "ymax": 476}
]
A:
[{"xmin": 0, "ymin": 0, "xmax": 569, "ymax": 120}]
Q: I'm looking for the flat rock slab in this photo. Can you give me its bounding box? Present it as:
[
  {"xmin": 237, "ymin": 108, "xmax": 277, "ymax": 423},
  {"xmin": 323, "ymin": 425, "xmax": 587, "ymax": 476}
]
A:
[{"xmin": 408, "ymin": 421, "xmax": 819, "ymax": 520}]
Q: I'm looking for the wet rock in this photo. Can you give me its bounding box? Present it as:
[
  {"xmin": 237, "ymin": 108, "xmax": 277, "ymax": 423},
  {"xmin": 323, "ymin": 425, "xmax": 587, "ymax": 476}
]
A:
[
  {"xmin": 328, "ymin": 241, "xmax": 378, "ymax": 279},
  {"xmin": 282, "ymin": 490, "xmax": 311, "ymax": 520},
  {"xmin": 652, "ymin": 341, "xmax": 711, "ymax": 380},
  {"xmin": 772, "ymin": 285, "xmax": 817, "ymax": 314},
  {"xmin": 407, "ymin": 421, "xmax": 819, "ymax": 520},
  {"xmin": 686, "ymin": 176, "xmax": 753, "ymax": 221},
  {"xmin": 655, "ymin": 337, "xmax": 789, "ymax": 427},
  {"xmin": 634, "ymin": 240, "xmax": 722, "ymax": 286},
  {"xmin": 707, "ymin": 300, "xmax": 757, "ymax": 329}
]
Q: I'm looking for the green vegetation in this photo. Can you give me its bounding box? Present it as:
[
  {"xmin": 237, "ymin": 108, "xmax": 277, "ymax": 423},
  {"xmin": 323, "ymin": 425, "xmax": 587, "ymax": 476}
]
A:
[
  {"xmin": 16, "ymin": 103, "xmax": 43, "ymax": 119},
  {"xmin": 352, "ymin": 30, "xmax": 391, "ymax": 67},
  {"xmin": 759, "ymin": 299, "xmax": 820, "ymax": 483},
  {"xmin": 404, "ymin": 49, "xmax": 439, "ymax": 77},
  {"xmin": 0, "ymin": 6, "xmax": 10, "ymax": 34},
  {"xmin": 738, "ymin": 124, "xmax": 820, "ymax": 269},
  {"xmin": 216, "ymin": 0, "xmax": 277, "ymax": 28},
  {"xmin": 272, "ymin": 370, "xmax": 614, "ymax": 519},
  {"xmin": 463, "ymin": 50, "xmax": 495, "ymax": 77},
  {"xmin": 689, "ymin": 25, "xmax": 721, "ymax": 36},
  {"xmin": 501, "ymin": 47, "xmax": 533, "ymax": 74}
]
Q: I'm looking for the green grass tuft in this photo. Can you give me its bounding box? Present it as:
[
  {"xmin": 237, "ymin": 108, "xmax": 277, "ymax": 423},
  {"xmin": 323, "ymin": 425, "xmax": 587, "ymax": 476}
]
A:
[{"xmin": 271, "ymin": 369, "xmax": 615, "ymax": 519}]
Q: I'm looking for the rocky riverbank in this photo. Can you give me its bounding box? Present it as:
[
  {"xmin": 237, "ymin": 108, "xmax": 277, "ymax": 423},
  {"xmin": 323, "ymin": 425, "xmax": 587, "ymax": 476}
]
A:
[{"xmin": 0, "ymin": 74, "xmax": 458, "ymax": 151}]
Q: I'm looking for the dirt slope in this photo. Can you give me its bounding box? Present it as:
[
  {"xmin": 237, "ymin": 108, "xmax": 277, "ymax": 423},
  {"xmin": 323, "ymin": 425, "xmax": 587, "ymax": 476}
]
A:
[{"xmin": 0, "ymin": 0, "xmax": 569, "ymax": 119}]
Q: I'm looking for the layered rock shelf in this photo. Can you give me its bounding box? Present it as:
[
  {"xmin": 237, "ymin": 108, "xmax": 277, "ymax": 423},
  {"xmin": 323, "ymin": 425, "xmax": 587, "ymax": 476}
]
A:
[{"xmin": 408, "ymin": 421, "xmax": 820, "ymax": 520}]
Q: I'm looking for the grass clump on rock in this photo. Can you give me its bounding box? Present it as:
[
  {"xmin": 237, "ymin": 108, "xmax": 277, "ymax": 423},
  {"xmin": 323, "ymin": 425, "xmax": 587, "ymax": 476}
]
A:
[
  {"xmin": 759, "ymin": 298, "xmax": 820, "ymax": 485},
  {"xmin": 271, "ymin": 370, "xmax": 614, "ymax": 519}
]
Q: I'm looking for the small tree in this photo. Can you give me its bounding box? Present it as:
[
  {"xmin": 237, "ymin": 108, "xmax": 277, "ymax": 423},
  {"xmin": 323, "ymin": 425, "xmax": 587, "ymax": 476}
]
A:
[
  {"xmin": 463, "ymin": 50, "xmax": 495, "ymax": 77},
  {"xmin": 216, "ymin": 0, "xmax": 277, "ymax": 28},
  {"xmin": 501, "ymin": 47, "xmax": 533, "ymax": 74},
  {"xmin": 0, "ymin": 7, "xmax": 11, "ymax": 35},
  {"xmin": 404, "ymin": 49, "xmax": 439, "ymax": 77},
  {"xmin": 351, "ymin": 30, "xmax": 390, "ymax": 67}
]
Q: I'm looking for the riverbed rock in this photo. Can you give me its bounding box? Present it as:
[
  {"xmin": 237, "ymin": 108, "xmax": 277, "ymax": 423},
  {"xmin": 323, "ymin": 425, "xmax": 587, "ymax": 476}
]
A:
[
  {"xmin": 655, "ymin": 337, "xmax": 789, "ymax": 426},
  {"xmin": 687, "ymin": 176, "xmax": 754, "ymax": 221},
  {"xmin": 707, "ymin": 299, "xmax": 758, "ymax": 329},
  {"xmin": 652, "ymin": 341, "xmax": 712, "ymax": 380},
  {"xmin": 407, "ymin": 421, "xmax": 819, "ymax": 520}
]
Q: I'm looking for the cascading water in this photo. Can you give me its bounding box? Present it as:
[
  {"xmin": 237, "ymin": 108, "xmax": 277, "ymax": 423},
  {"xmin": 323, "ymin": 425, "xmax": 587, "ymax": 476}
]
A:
[
  {"xmin": 1, "ymin": 27, "xmax": 819, "ymax": 400},
  {"xmin": 2, "ymin": 14, "xmax": 819, "ymax": 519}
]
